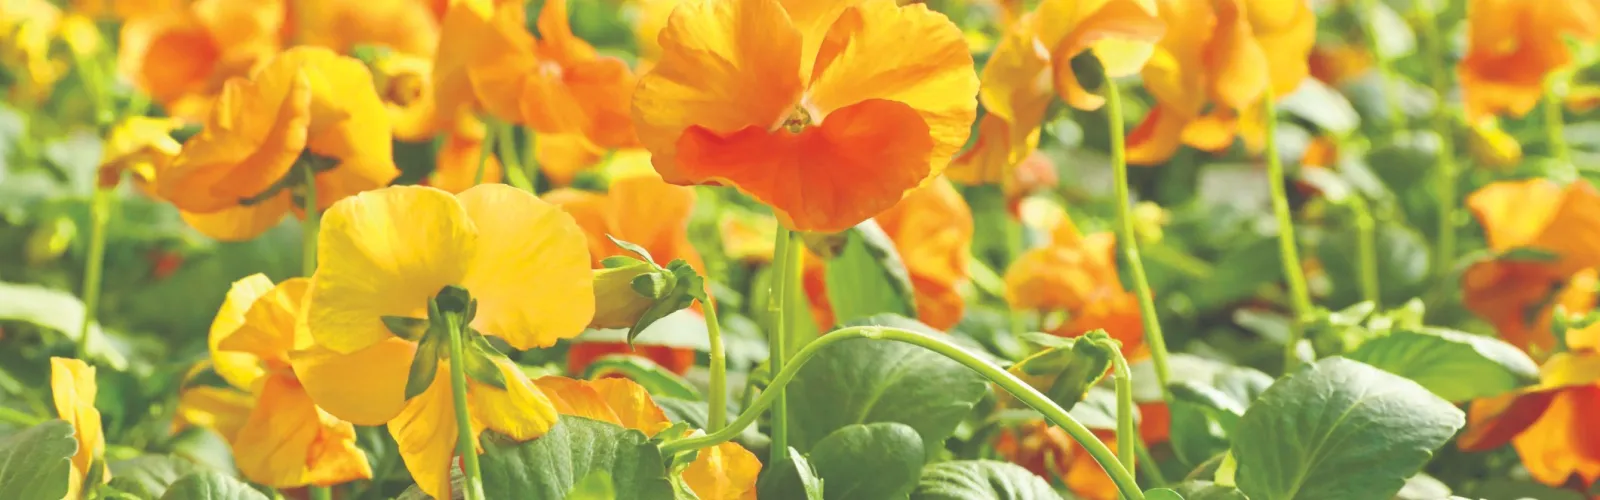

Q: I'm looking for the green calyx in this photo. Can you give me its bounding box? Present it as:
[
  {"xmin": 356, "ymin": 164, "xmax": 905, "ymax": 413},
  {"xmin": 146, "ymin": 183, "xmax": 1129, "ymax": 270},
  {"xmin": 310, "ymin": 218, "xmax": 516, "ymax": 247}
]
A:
[
  {"xmin": 389, "ymin": 285, "xmax": 511, "ymax": 400},
  {"xmin": 1008, "ymin": 330, "xmax": 1120, "ymax": 412},
  {"xmin": 590, "ymin": 235, "xmax": 708, "ymax": 346}
]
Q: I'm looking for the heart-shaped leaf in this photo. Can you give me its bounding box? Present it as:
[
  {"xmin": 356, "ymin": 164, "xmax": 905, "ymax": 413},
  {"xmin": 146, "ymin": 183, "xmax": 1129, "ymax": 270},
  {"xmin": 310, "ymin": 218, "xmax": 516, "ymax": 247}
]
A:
[
  {"xmin": 0, "ymin": 420, "xmax": 77, "ymax": 500},
  {"xmin": 1345, "ymin": 327, "xmax": 1539, "ymax": 402},
  {"xmin": 809, "ymin": 423, "xmax": 924, "ymax": 500},
  {"xmin": 479, "ymin": 417, "xmax": 673, "ymax": 499},
  {"xmin": 911, "ymin": 460, "xmax": 1059, "ymax": 500}
]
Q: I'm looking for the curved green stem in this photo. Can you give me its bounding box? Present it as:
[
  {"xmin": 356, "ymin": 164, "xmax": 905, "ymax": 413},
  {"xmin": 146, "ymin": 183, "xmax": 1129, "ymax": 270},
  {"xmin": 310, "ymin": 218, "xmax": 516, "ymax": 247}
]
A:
[
  {"xmin": 1350, "ymin": 196, "xmax": 1380, "ymax": 305},
  {"xmin": 496, "ymin": 124, "xmax": 535, "ymax": 191},
  {"xmin": 1105, "ymin": 83, "xmax": 1171, "ymax": 396},
  {"xmin": 1108, "ymin": 345, "xmax": 1136, "ymax": 480},
  {"xmin": 472, "ymin": 121, "xmax": 496, "ymax": 186},
  {"xmin": 658, "ymin": 326, "xmax": 1145, "ymax": 500},
  {"xmin": 1264, "ymin": 92, "xmax": 1316, "ymax": 372},
  {"xmin": 766, "ymin": 229, "xmax": 796, "ymax": 460},
  {"xmin": 446, "ymin": 316, "xmax": 486, "ymax": 500},
  {"xmin": 1413, "ymin": 1, "xmax": 1458, "ymax": 282},
  {"xmin": 1543, "ymin": 76, "xmax": 1570, "ymax": 164},
  {"xmin": 1133, "ymin": 434, "xmax": 1166, "ymax": 487},
  {"xmin": 703, "ymin": 296, "xmax": 728, "ymax": 431},
  {"xmin": 302, "ymin": 162, "xmax": 320, "ymax": 276},
  {"xmin": 76, "ymin": 189, "xmax": 112, "ymax": 361}
]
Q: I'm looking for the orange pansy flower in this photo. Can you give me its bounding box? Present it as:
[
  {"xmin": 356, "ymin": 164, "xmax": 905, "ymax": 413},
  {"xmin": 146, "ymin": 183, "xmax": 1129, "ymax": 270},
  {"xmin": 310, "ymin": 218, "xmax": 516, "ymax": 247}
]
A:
[
  {"xmin": 157, "ymin": 47, "xmax": 398, "ymax": 241},
  {"xmin": 1128, "ymin": 0, "xmax": 1315, "ymax": 165},
  {"xmin": 802, "ymin": 178, "xmax": 974, "ymax": 330},
  {"xmin": 116, "ymin": 0, "xmax": 283, "ymax": 121},
  {"xmin": 1004, "ymin": 216, "xmax": 1145, "ymax": 353},
  {"xmin": 536, "ymin": 376, "xmax": 762, "ymax": 499},
  {"xmin": 1459, "ymin": 0, "xmax": 1600, "ymax": 119},
  {"xmin": 995, "ymin": 421, "xmax": 1120, "ymax": 500},
  {"xmin": 435, "ymin": 0, "xmax": 638, "ymax": 148},
  {"xmin": 632, "ymin": 0, "xmax": 978, "ymax": 233}
]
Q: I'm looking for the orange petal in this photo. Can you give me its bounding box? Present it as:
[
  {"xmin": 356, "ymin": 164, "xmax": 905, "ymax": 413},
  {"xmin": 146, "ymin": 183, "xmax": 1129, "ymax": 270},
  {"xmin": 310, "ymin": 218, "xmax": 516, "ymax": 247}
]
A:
[
  {"xmin": 978, "ymin": 28, "xmax": 1052, "ymax": 161},
  {"xmin": 534, "ymin": 134, "xmax": 604, "ymax": 186},
  {"xmin": 565, "ymin": 342, "xmax": 698, "ymax": 376},
  {"xmin": 178, "ymin": 195, "xmax": 294, "ymax": 242},
  {"xmin": 388, "ymin": 364, "xmax": 460, "ymax": 500},
  {"xmin": 1180, "ymin": 109, "xmax": 1240, "ymax": 152},
  {"xmin": 1125, "ymin": 104, "xmax": 1187, "ymax": 166},
  {"xmin": 172, "ymin": 385, "xmax": 253, "ymax": 441},
  {"xmin": 632, "ymin": 0, "xmax": 804, "ymax": 183},
  {"xmin": 232, "ymin": 373, "xmax": 372, "ymax": 487},
  {"xmin": 457, "ymin": 184, "xmax": 596, "ymax": 350},
  {"xmin": 430, "ymin": 122, "xmax": 502, "ymax": 193},
  {"xmin": 875, "ymin": 179, "xmax": 972, "ymax": 330},
  {"xmin": 1527, "ymin": 182, "xmax": 1600, "ymax": 274},
  {"xmin": 1050, "ymin": 0, "xmax": 1165, "ymax": 110},
  {"xmin": 160, "ymin": 61, "xmax": 311, "ymax": 213},
  {"xmin": 805, "ymin": 0, "xmax": 978, "ymax": 173},
  {"xmin": 209, "ymin": 274, "xmax": 275, "ymax": 389},
  {"xmin": 683, "ymin": 441, "xmax": 763, "ymax": 500},
  {"xmin": 608, "ymin": 175, "xmax": 703, "ymax": 270},
  {"xmin": 587, "ymin": 378, "xmax": 671, "ymax": 436},
  {"xmin": 534, "ymin": 376, "xmax": 623, "ymax": 426},
  {"xmin": 1510, "ymin": 384, "xmax": 1600, "ymax": 486},
  {"xmin": 675, "ymin": 99, "xmax": 935, "ymax": 233},
  {"xmin": 466, "ymin": 358, "xmax": 560, "ymax": 441},
  {"xmin": 1466, "ymin": 178, "xmax": 1565, "ymax": 251},
  {"xmin": 1202, "ymin": 0, "xmax": 1269, "ymax": 110}
]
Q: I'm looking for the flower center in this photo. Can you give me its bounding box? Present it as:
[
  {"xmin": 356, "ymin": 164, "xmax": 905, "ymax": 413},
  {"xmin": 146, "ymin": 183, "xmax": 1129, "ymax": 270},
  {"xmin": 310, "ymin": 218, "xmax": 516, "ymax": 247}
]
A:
[
  {"xmin": 384, "ymin": 72, "xmax": 426, "ymax": 107},
  {"xmin": 782, "ymin": 105, "xmax": 813, "ymax": 134}
]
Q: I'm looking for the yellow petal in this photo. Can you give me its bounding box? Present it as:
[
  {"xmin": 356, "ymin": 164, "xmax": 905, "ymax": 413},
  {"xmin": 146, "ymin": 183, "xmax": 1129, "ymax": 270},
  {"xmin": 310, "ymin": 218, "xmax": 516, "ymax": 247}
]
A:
[
  {"xmin": 290, "ymin": 338, "xmax": 416, "ymax": 426},
  {"xmin": 209, "ymin": 274, "xmax": 275, "ymax": 389},
  {"xmin": 308, "ymin": 186, "xmax": 475, "ymax": 354},
  {"xmin": 457, "ymin": 184, "xmax": 595, "ymax": 350},
  {"xmin": 388, "ymin": 364, "xmax": 460, "ymax": 500},
  {"xmin": 1203, "ymin": 0, "xmax": 1269, "ymax": 110},
  {"xmin": 978, "ymin": 27, "xmax": 1052, "ymax": 160},
  {"xmin": 467, "ymin": 358, "xmax": 560, "ymax": 441},
  {"xmin": 232, "ymin": 373, "xmax": 372, "ymax": 488},
  {"xmin": 51, "ymin": 357, "xmax": 105, "ymax": 487},
  {"xmin": 218, "ymin": 278, "xmax": 309, "ymax": 367},
  {"xmin": 588, "ymin": 378, "xmax": 671, "ymax": 436},
  {"xmin": 683, "ymin": 441, "xmax": 763, "ymax": 500},
  {"xmin": 805, "ymin": 0, "xmax": 978, "ymax": 174},
  {"xmin": 172, "ymin": 385, "xmax": 254, "ymax": 441},
  {"xmin": 178, "ymin": 194, "xmax": 295, "ymax": 242},
  {"xmin": 535, "ymin": 376, "xmax": 623, "ymax": 426}
]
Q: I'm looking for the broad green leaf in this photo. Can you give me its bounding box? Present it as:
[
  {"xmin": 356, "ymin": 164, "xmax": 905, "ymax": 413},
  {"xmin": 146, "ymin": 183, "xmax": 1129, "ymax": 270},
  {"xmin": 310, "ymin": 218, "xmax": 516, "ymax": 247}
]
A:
[
  {"xmin": 0, "ymin": 420, "xmax": 76, "ymax": 500},
  {"xmin": 787, "ymin": 318, "xmax": 988, "ymax": 453},
  {"xmin": 107, "ymin": 455, "xmax": 198, "ymax": 498},
  {"xmin": 1167, "ymin": 365, "xmax": 1272, "ymax": 467},
  {"xmin": 479, "ymin": 417, "xmax": 673, "ymax": 499},
  {"xmin": 1345, "ymin": 327, "xmax": 1539, "ymax": 402},
  {"xmin": 0, "ymin": 282, "xmax": 128, "ymax": 368},
  {"xmin": 809, "ymin": 423, "xmax": 924, "ymax": 500},
  {"xmin": 566, "ymin": 470, "xmax": 617, "ymax": 500},
  {"xmin": 756, "ymin": 448, "xmax": 824, "ymax": 500},
  {"xmin": 579, "ymin": 355, "xmax": 700, "ymax": 400},
  {"xmin": 158, "ymin": 471, "xmax": 269, "ymax": 500},
  {"xmin": 911, "ymin": 460, "xmax": 1059, "ymax": 500},
  {"xmin": 822, "ymin": 220, "xmax": 917, "ymax": 326},
  {"xmin": 1170, "ymin": 481, "xmax": 1248, "ymax": 500},
  {"xmin": 1231, "ymin": 357, "xmax": 1464, "ymax": 500}
]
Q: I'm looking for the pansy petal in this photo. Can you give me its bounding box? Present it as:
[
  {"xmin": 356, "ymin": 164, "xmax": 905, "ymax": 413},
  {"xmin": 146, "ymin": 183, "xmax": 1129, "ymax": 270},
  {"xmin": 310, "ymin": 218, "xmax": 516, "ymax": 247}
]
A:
[
  {"xmin": 608, "ymin": 175, "xmax": 701, "ymax": 269},
  {"xmin": 178, "ymin": 194, "xmax": 295, "ymax": 242},
  {"xmin": 468, "ymin": 358, "xmax": 561, "ymax": 441},
  {"xmin": 535, "ymin": 376, "xmax": 622, "ymax": 425},
  {"xmin": 218, "ymin": 278, "xmax": 309, "ymax": 365},
  {"xmin": 309, "ymin": 186, "xmax": 474, "ymax": 354},
  {"xmin": 683, "ymin": 441, "xmax": 762, "ymax": 500},
  {"xmin": 588, "ymin": 378, "xmax": 671, "ymax": 435},
  {"xmin": 1202, "ymin": 0, "xmax": 1269, "ymax": 110},
  {"xmin": 232, "ymin": 373, "xmax": 371, "ymax": 487},
  {"xmin": 173, "ymin": 385, "xmax": 253, "ymax": 441},
  {"xmin": 1511, "ymin": 385, "xmax": 1600, "ymax": 486},
  {"xmin": 52, "ymin": 358, "xmax": 105, "ymax": 483},
  {"xmin": 1528, "ymin": 182, "xmax": 1600, "ymax": 273},
  {"xmin": 1126, "ymin": 104, "xmax": 1187, "ymax": 166},
  {"xmin": 209, "ymin": 274, "xmax": 275, "ymax": 389},
  {"xmin": 632, "ymin": 0, "xmax": 805, "ymax": 182},
  {"xmin": 290, "ymin": 338, "xmax": 416, "ymax": 426},
  {"xmin": 805, "ymin": 0, "xmax": 977, "ymax": 171},
  {"xmin": 431, "ymin": 123, "xmax": 501, "ymax": 193},
  {"xmin": 457, "ymin": 184, "xmax": 595, "ymax": 349},
  {"xmin": 389, "ymin": 365, "xmax": 459, "ymax": 500}
]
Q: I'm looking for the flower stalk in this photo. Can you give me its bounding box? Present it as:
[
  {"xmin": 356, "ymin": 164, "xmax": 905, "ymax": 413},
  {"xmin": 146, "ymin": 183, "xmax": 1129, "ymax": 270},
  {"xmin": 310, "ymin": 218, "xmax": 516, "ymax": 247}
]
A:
[
  {"xmin": 704, "ymin": 294, "xmax": 729, "ymax": 431},
  {"xmin": 1543, "ymin": 76, "xmax": 1570, "ymax": 164},
  {"xmin": 302, "ymin": 161, "xmax": 320, "ymax": 276},
  {"xmin": 1108, "ymin": 342, "xmax": 1136, "ymax": 481},
  {"xmin": 495, "ymin": 123, "xmax": 535, "ymax": 191},
  {"xmin": 658, "ymin": 326, "xmax": 1145, "ymax": 500},
  {"xmin": 766, "ymin": 228, "xmax": 800, "ymax": 460},
  {"xmin": 445, "ymin": 313, "xmax": 486, "ymax": 500},
  {"xmin": 1263, "ymin": 91, "xmax": 1316, "ymax": 372},
  {"xmin": 76, "ymin": 188, "xmax": 112, "ymax": 361},
  {"xmin": 1104, "ymin": 82, "xmax": 1172, "ymax": 396},
  {"xmin": 1413, "ymin": 1, "xmax": 1459, "ymax": 281}
]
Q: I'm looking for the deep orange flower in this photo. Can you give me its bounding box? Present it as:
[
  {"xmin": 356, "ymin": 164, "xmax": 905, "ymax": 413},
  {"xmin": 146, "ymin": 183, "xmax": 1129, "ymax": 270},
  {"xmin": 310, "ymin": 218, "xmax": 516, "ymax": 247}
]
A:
[
  {"xmin": 1463, "ymin": 179, "xmax": 1600, "ymax": 353},
  {"xmin": 435, "ymin": 0, "xmax": 638, "ymax": 148},
  {"xmin": 632, "ymin": 0, "xmax": 978, "ymax": 233},
  {"xmin": 536, "ymin": 134, "xmax": 608, "ymax": 187},
  {"xmin": 1004, "ymin": 216, "xmax": 1145, "ymax": 351},
  {"xmin": 1460, "ymin": 0, "xmax": 1600, "ymax": 119},
  {"xmin": 801, "ymin": 178, "xmax": 974, "ymax": 330},
  {"xmin": 116, "ymin": 0, "xmax": 282, "ymax": 121},
  {"xmin": 428, "ymin": 120, "xmax": 502, "ymax": 193},
  {"xmin": 157, "ymin": 47, "xmax": 398, "ymax": 241},
  {"xmin": 995, "ymin": 421, "xmax": 1119, "ymax": 500},
  {"xmin": 1128, "ymin": 0, "xmax": 1315, "ymax": 165}
]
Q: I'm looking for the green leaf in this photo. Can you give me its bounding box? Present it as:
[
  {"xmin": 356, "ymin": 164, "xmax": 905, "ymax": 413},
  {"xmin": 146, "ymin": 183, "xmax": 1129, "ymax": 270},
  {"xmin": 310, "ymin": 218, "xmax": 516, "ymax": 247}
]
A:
[
  {"xmin": 1345, "ymin": 327, "xmax": 1539, "ymax": 402},
  {"xmin": 158, "ymin": 471, "xmax": 269, "ymax": 500},
  {"xmin": 787, "ymin": 319, "xmax": 988, "ymax": 453},
  {"xmin": 606, "ymin": 234, "xmax": 658, "ymax": 264},
  {"xmin": 1278, "ymin": 78, "xmax": 1360, "ymax": 136},
  {"xmin": 911, "ymin": 460, "xmax": 1059, "ymax": 500},
  {"xmin": 1316, "ymin": 222, "xmax": 1430, "ymax": 307},
  {"xmin": 479, "ymin": 417, "xmax": 673, "ymax": 499},
  {"xmin": 566, "ymin": 470, "xmax": 617, "ymax": 500},
  {"xmin": 107, "ymin": 455, "xmax": 198, "ymax": 498},
  {"xmin": 0, "ymin": 420, "xmax": 76, "ymax": 500},
  {"xmin": 579, "ymin": 355, "xmax": 701, "ymax": 400},
  {"xmin": 757, "ymin": 448, "xmax": 825, "ymax": 500},
  {"xmin": 1191, "ymin": 237, "xmax": 1283, "ymax": 310},
  {"xmin": 1231, "ymin": 357, "xmax": 1464, "ymax": 500},
  {"xmin": 809, "ymin": 423, "xmax": 924, "ymax": 500},
  {"xmin": 1169, "ymin": 481, "xmax": 1248, "ymax": 500},
  {"xmin": 0, "ymin": 281, "xmax": 128, "ymax": 368},
  {"xmin": 822, "ymin": 220, "xmax": 917, "ymax": 327}
]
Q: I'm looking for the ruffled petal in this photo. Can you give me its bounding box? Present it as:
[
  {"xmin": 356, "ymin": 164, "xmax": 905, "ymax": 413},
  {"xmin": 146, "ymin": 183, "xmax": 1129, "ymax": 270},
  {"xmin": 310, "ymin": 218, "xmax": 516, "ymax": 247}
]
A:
[
  {"xmin": 456, "ymin": 184, "xmax": 595, "ymax": 349},
  {"xmin": 388, "ymin": 364, "xmax": 459, "ymax": 500},
  {"xmin": 1125, "ymin": 104, "xmax": 1187, "ymax": 166},
  {"xmin": 209, "ymin": 273, "xmax": 275, "ymax": 389},
  {"xmin": 468, "ymin": 359, "xmax": 560, "ymax": 441},
  {"xmin": 290, "ymin": 338, "xmax": 416, "ymax": 426},
  {"xmin": 178, "ymin": 194, "xmax": 294, "ymax": 242},
  {"xmin": 308, "ymin": 186, "xmax": 475, "ymax": 354},
  {"xmin": 535, "ymin": 376, "xmax": 622, "ymax": 425},
  {"xmin": 430, "ymin": 122, "xmax": 501, "ymax": 194},
  {"xmin": 1202, "ymin": 0, "xmax": 1269, "ymax": 110},
  {"xmin": 1466, "ymin": 178, "xmax": 1564, "ymax": 251},
  {"xmin": 51, "ymin": 358, "xmax": 105, "ymax": 486},
  {"xmin": 683, "ymin": 441, "xmax": 763, "ymax": 500},
  {"xmin": 218, "ymin": 277, "xmax": 309, "ymax": 366},
  {"xmin": 232, "ymin": 373, "xmax": 372, "ymax": 487},
  {"xmin": 588, "ymin": 378, "xmax": 671, "ymax": 436},
  {"xmin": 1511, "ymin": 385, "xmax": 1600, "ymax": 486}
]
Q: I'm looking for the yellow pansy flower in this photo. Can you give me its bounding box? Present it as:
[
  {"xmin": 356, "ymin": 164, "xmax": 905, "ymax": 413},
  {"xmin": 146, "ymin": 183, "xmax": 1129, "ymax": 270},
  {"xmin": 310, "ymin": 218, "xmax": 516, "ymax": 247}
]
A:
[
  {"xmin": 51, "ymin": 357, "xmax": 107, "ymax": 500},
  {"xmin": 292, "ymin": 184, "xmax": 595, "ymax": 499}
]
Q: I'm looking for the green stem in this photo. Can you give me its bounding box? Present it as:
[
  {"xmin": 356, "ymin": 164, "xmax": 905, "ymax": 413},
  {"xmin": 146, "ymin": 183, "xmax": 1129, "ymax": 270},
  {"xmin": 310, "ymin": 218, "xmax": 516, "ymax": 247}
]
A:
[
  {"xmin": 1414, "ymin": 1, "xmax": 1458, "ymax": 282},
  {"xmin": 1108, "ymin": 346, "xmax": 1136, "ymax": 482},
  {"xmin": 302, "ymin": 162, "xmax": 319, "ymax": 276},
  {"xmin": 445, "ymin": 316, "xmax": 486, "ymax": 500},
  {"xmin": 77, "ymin": 188, "xmax": 112, "ymax": 360},
  {"xmin": 1263, "ymin": 92, "xmax": 1316, "ymax": 372},
  {"xmin": 307, "ymin": 486, "xmax": 331, "ymax": 500},
  {"xmin": 766, "ymin": 229, "xmax": 798, "ymax": 460},
  {"xmin": 703, "ymin": 295, "xmax": 728, "ymax": 432},
  {"xmin": 657, "ymin": 326, "xmax": 1144, "ymax": 500},
  {"xmin": 495, "ymin": 124, "xmax": 535, "ymax": 191},
  {"xmin": 1543, "ymin": 76, "xmax": 1570, "ymax": 164},
  {"xmin": 1105, "ymin": 83, "xmax": 1171, "ymax": 396},
  {"xmin": 472, "ymin": 121, "xmax": 496, "ymax": 186},
  {"xmin": 1133, "ymin": 434, "xmax": 1167, "ymax": 487},
  {"xmin": 1351, "ymin": 196, "xmax": 1380, "ymax": 305},
  {"xmin": 1358, "ymin": 0, "xmax": 1406, "ymax": 134}
]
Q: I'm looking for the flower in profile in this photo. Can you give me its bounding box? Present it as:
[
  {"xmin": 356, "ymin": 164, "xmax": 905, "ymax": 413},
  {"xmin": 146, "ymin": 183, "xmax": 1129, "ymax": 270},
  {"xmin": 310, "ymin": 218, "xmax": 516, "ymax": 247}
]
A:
[
  {"xmin": 203, "ymin": 274, "xmax": 372, "ymax": 487},
  {"xmin": 97, "ymin": 116, "xmax": 185, "ymax": 192},
  {"xmin": 292, "ymin": 184, "xmax": 594, "ymax": 499},
  {"xmin": 802, "ymin": 178, "xmax": 974, "ymax": 330},
  {"xmin": 536, "ymin": 376, "xmax": 762, "ymax": 499},
  {"xmin": 1459, "ymin": 0, "xmax": 1600, "ymax": 119},
  {"xmin": 1463, "ymin": 179, "xmax": 1600, "ymax": 353},
  {"xmin": 52, "ymin": 357, "xmax": 107, "ymax": 500},
  {"xmin": 1005, "ymin": 216, "xmax": 1144, "ymax": 353},
  {"xmin": 1127, "ymin": 0, "xmax": 1315, "ymax": 165},
  {"xmin": 157, "ymin": 46, "xmax": 398, "ymax": 241},
  {"xmin": 632, "ymin": 0, "xmax": 979, "ymax": 232},
  {"xmin": 435, "ymin": 0, "xmax": 638, "ymax": 148}
]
